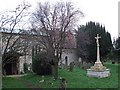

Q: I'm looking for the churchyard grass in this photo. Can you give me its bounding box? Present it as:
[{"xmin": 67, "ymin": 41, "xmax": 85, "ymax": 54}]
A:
[
  {"xmin": 2, "ymin": 77, "xmax": 27, "ymax": 88},
  {"xmin": 2, "ymin": 62, "xmax": 119, "ymax": 89}
]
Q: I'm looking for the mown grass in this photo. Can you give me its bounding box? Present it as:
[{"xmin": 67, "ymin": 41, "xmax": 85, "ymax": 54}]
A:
[
  {"xmin": 2, "ymin": 62, "xmax": 119, "ymax": 89},
  {"xmin": 58, "ymin": 62, "xmax": 119, "ymax": 88},
  {"xmin": 2, "ymin": 77, "xmax": 26, "ymax": 88}
]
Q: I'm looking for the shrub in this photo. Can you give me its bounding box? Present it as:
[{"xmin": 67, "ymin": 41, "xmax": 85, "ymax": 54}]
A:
[{"xmin": 32, "ymin": 51, "xmax": 52, "ymax": 75}]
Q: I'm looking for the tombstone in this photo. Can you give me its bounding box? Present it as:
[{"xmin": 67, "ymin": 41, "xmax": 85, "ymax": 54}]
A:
[
  {"xmin": 87, "ymin": 62, "xmax": 92, "ymax": 69},
  {"xmin": 78, "ymin": 57, "xmax": 82, "ymax": 62},
  {"xmin": 69, "ymin": 62, "xmax": 74, "ymax": 72},
  {"xmin": 75, "ymin": 57, "xmax": 82, "ymax": 68},
  {"xmin": 60, "ymin": 63, "xmax": 66, "ymax": 69},
  {"xmin": 28, "ymin": 63, "xmax": 32, "ymax": 72},
  {"xmin": 59, "ymin": 78, "xmax": 67, "ymax": 90},
  {"xmin": 82, "ymin": 61, "xmax": 91, "ymax": 70}
]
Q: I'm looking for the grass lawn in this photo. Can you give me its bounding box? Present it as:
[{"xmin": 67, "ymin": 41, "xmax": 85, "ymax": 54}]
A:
[{"xmin": 2, "ymin": 62, "xmax": 119, "ymax": 89}]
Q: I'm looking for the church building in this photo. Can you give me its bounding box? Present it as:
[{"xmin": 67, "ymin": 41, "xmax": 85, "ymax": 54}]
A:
[{"xmin": 1, "ymin": 30, "xmax": 78, "ymax": 75}]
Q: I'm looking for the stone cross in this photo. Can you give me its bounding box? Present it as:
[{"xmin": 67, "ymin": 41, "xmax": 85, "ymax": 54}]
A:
[
  {"xmin": 95, "ymin": 34, "xmax": 101, "ymax": 63},
  {"xmin": 87, "ymin": 33, "xmax": 108, "ymax": 75},
  {"xmin": 95, "ymin": 34, "xmax": 101, "ymax": 46}
]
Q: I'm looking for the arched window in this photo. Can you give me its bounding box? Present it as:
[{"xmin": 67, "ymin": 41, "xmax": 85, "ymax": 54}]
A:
[{"xmin": 65, "ymin": 56, "xmax": 68, "ymax": 66}]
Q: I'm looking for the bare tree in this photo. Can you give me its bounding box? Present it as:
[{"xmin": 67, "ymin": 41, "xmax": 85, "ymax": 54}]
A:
[
  {"xmin": 0, "ymin": 2, "xmax": 30, "ymax": 74},
  {"xmin": 31, "ymin": 2, "xmax": 84, "ymax": 79}
]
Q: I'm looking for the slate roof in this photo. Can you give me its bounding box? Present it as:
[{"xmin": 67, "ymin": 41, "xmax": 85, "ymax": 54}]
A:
[{"xmin": 0, "ymin": 28, "xmax": 77, "ymax": 49}]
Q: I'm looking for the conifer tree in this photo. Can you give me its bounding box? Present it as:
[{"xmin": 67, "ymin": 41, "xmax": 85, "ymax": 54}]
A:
[{"xmin": 76, "ymin": 21, "xmax": 113, "ymax": 63}]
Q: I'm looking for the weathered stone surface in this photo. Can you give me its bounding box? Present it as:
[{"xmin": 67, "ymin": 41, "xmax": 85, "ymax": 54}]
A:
[
  {"xmin": 86, "ymin": 34, "xmax": 110, "ymax": 78},
  {"xmin": 90, "ymin": 62, "xmax": 106, "ymax": 71},
  {"xmin": 87, "ymin": 69, "xmax": 110, "ymax": 78},
  {"xmin": 69, "ymin": 62, "xmax": 74, "ymax": 72}
]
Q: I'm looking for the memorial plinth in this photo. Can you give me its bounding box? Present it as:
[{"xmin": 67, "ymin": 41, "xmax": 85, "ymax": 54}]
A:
[
  {"xmin": 90, "ymin": 62, "xmax": 106, "ymax": 71},
  {"xmin": 87, "ymin": 69, "xmax": 110, "ymax": 78},
  {"xmin": 87, "ymin": 34, "xmax": 110, "ymax": 78}
]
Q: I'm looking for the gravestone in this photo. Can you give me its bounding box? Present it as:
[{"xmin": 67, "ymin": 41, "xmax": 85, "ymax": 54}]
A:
[
  {"xmin": 87, "ymin": 34, "xmax": 110, "ymax": 78},
  {"xmin": 77, "ymin": 57, "xmax": 82, "ymax": 68},
  {"xmin": 28, "ymin": 63, "xmax": 32, "ymax": 72},
  {"xmin": 82, "ymin": 61, "xmax": 87, "ymax": 69},
  {"xmin": 61, "ymin": 63, "xmax": 66, "ymax": 69},
  {"xmin": 69, "ymin": 62, "xmax": 74, "ymax": 72},
  {"xmin": 82, "ymin": 62, "xmax": 91, "ymax": 69}
]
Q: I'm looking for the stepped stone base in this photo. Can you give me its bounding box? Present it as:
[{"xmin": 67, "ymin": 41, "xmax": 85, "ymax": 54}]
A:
[
  {"xmin": 87, "ymin": 69, "xmax": 110, "ymax": 78},
  {"xmin": 87, "ymin": 62, "xmax": 110, "ymax": 78},
  {"xmin": 90, "ymin": 62, "xmax": 106, "ymax": 71}
]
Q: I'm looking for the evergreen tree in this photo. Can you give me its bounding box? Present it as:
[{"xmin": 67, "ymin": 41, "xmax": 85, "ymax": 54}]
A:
[
  {"xmin": 76, "ymin": 25, "xmax": 91, "ymax": 63},
  {"xmin": 112, "ymin": 37, "xmax": 120, "ymax": 63},
  {"xmin": 76, "ymin": 21, "xmax": 113, "ymax": 63},
  {"xmin": 114, "ymin": 37, "xmax": 120, "ymax": 49}
]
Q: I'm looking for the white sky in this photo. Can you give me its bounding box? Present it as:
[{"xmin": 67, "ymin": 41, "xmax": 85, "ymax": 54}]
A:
[{"xmin": 0, "ymin": 0, "xmax": 119, "ymax": 40}]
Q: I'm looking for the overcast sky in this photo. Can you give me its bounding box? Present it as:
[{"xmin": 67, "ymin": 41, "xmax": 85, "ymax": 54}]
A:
[{"xmin": 0, "ymin": 0, "xmax": 119, "ymax": 40}]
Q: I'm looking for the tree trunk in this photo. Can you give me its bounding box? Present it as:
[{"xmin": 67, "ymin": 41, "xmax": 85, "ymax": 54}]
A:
[{"xmin": 52, "ymin": 62, "xmax": 58, "ymax": 80}]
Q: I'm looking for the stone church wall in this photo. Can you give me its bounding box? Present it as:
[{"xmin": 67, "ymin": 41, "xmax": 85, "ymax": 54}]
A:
[{"xmin": 61, "ymin": 49, "xmax": 78, "ymax": 66}]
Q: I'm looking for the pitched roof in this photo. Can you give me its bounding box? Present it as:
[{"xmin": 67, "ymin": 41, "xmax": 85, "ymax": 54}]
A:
[
  {"xmin": 49, "ymin": 30, "xmax": 76, "ymax": 49},
  {"xmin": 1, "ymin": 28, "xmax": 77, "ymax": 49}
]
